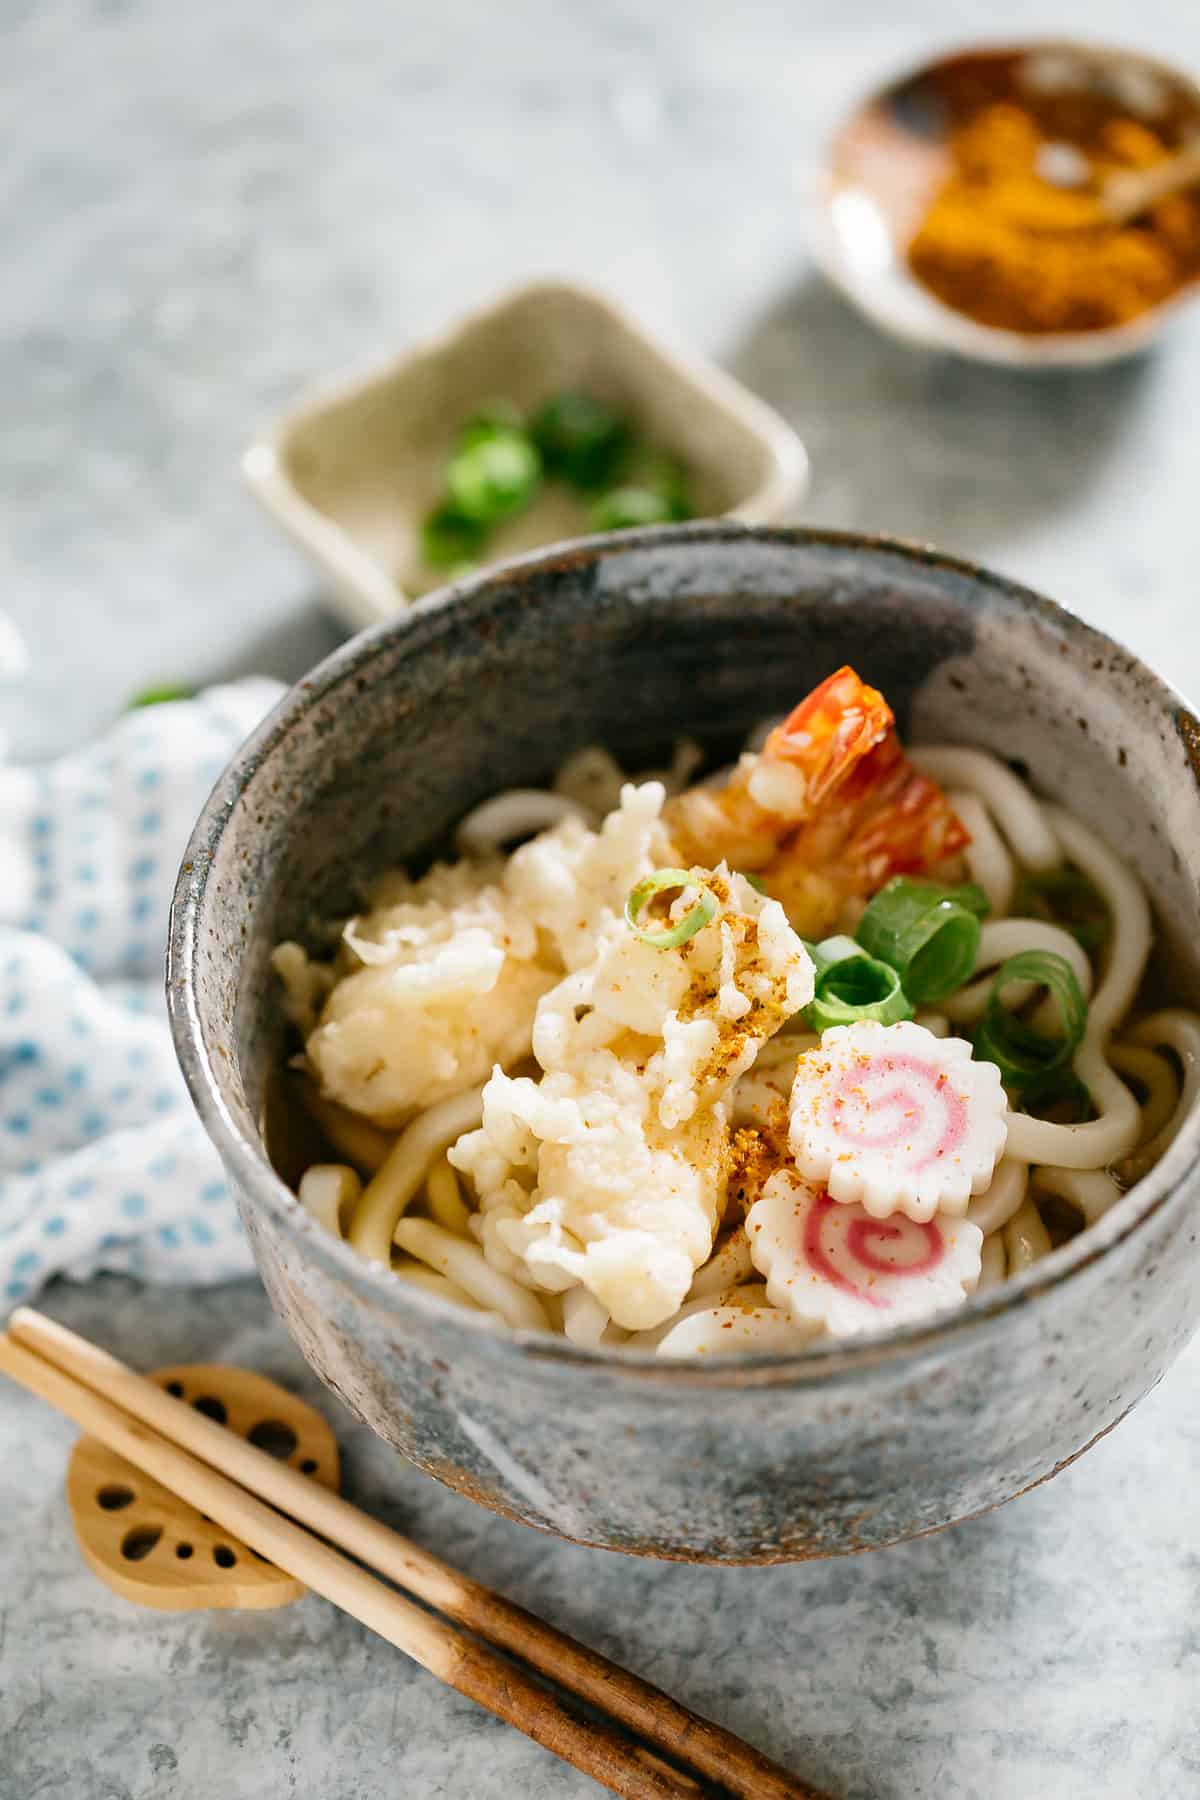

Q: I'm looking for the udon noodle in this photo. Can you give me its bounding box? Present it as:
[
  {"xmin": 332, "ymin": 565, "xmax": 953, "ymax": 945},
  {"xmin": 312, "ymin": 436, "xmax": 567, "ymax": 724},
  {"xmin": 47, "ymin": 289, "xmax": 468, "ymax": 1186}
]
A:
[{"xmin": 271, "ymin": 666, "xmax": 1198, "ymax": 1357}]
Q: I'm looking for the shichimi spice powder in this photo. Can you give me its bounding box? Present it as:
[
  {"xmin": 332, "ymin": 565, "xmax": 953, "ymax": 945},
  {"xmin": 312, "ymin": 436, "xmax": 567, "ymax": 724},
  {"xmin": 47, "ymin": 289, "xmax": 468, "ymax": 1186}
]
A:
[{"xmin": 907, "ymin": 97, "xmax": 1200, "ymax": 334}]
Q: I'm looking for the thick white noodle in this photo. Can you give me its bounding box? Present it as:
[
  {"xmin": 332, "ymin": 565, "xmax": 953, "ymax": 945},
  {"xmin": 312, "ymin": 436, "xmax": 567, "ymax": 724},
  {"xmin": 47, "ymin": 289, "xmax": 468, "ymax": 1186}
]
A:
[
  {"xmin": 1004, "ymin": 808, "xmax": 1151, "ymax": 1170},
  {"xmin": 978, "ymin": 1233, "xmax": 1008, "ymax": 1289},
  {"xmin": 539, "ymin": 1292, "xmax": 566, "ymax": 1334},
  {"xmin": 966, "ymin": 1158, "xmax": 1029, "ymax": 1236},
  {"xmin": 1048, "ymin": 809, "xmax": 1152, "ymax": 1037},
  {"xmin": 1032, "ymin": 1165, "xmax": 1122, "ymax": 1227},
  {"xmin": 349, "ymin": 1085, "xmax": 486, "ymax": 1264},
  {"xmin": 754, "ymin": 1030, "xmax": 819, "ymax": 1069},
  {"xmin": 911, "ymin": 746, "xmax": 1060, "ymax": 870},
  {"xmin": 1004, "ymin": 1198, "xmax": 1053, "ymax": 1272},
  {"xmin": 943, "ymin": 919, "xmax": 1092, "ymax": 1026},
  {"xmin": 392, "ymin": 1259, "xmax": 487, "ymax": 1312},
  {"xmin": 732, "ymin": 1070, "xmax": 792, "ymax": 1128},
  {"xmin": 948, "ymin": 788, "xmax": 1016, "ymax": 916},
  {"xmin": 1109, "ymin": 1044, "xmax": 1179, "ymax": 1148},
  {"xmin": 1120, "ymin": 1010, "xmax": 1200, "ymax": 1182},
  {"xmin": 1005, "ymin": 1051, "xmax": 1139, "ymax": 1171},
  {"xmin": 561, "ymin": 1287, "xmax": 613, "ymax": 1348},
  {"xmin": 552, "ymin": 746, "xmax": 626, "ymax": 817},
  {"xmin": 638, "ymin": 738, "xmax": 706, "ymax": 795},
  {"xmin": 654, "ymin": 1305, "xmax": 819, "ymax": 1357},
  {"xmin": 425, "ymin": 1159, "xmax": 473, "ymax": 1235},
  {"xmin": 455, "ymin": 790, "xmax": 592, "ymax": 857},
  {"xmin": 299, "ymin": 1083, "xmax": 393, "ymax": 1174},
  {"xmin": 393, "ymin": 1217, "xmax": 549, "ymax": 1329},
  {"xmin": 297, "ymin": 1164, "xmax": 361, "ymax": 1239},
  {"xmin": 623, "ymin": 1285, "xmax": 768, "ymax": 1351},
  {"xmin": 688, "ymin": 1229, "xmax": 753, "ymax": 1298}
]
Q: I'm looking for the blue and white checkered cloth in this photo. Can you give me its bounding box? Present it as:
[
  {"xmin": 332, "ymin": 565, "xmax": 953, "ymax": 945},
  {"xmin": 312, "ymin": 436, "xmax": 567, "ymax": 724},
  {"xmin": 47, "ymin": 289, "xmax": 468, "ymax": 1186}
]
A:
[{"xmin": 0, "ymin": 679, "xmax": 283, "ymax": 1311}]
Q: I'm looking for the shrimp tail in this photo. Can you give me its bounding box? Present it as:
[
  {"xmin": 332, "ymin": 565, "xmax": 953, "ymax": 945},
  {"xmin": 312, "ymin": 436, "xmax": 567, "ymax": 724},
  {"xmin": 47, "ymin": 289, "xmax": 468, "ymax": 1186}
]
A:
[{"xmin": 746, "ymin": 666, "xmax": 893, "ymax": 821}]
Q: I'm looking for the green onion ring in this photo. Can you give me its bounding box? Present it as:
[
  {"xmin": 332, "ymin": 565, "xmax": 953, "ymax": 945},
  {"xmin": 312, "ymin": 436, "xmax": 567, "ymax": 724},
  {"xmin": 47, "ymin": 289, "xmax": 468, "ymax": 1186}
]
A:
[
  {"xmin": 802, "ymin": 936, "xmax": 914, "ymax": 1033},
  {"xmin": 801, "ymin": 935, "xmax": 862, "ymax": 980},
  {"xmin": 972, "ymin": 950, "xmax": 1088, "ymax": 1091},
  {"xmin": 948, "ymin": 881, "xmax": 992, "ymax": 919},
  {"xmin": 625, "ymin": 869, "xmax": 718, "ymax": 949},
  {"xmin": 856, "ymin": 877, "xmax": 983, "ymax": 1006}
]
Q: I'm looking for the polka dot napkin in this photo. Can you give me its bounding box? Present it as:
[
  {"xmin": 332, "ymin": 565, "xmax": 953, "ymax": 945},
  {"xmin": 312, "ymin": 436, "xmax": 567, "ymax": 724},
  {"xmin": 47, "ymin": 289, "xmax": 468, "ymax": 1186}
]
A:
[{"xmin": 0, "ymin": 681, "xmax": 284, "ymax": 1311}]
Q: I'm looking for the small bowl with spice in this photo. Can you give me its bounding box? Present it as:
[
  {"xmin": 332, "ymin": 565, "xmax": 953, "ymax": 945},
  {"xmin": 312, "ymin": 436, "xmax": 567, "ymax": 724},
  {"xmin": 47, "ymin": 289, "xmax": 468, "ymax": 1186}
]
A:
[
  {"xmin": 815, "ymin": 40, "xmax": 1200, "ymax": 367},
  {"xmin": 244, "ymin": 279, "xmax": 810, "ymax": 632}
]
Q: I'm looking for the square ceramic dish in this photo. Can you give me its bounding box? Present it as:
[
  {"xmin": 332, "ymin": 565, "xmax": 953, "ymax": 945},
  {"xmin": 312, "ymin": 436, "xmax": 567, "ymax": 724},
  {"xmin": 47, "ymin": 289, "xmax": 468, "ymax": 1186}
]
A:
[{"xmin": 242, "ymin": 279, "xmax": 810, "ymax": 631}]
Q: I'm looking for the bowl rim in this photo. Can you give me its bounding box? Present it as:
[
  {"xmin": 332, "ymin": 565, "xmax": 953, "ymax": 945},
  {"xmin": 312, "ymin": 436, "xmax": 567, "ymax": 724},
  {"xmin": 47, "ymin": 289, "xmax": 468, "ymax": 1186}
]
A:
[
  {"xmin": 168, "ymin": 521, "xmax": 1200, "ymax": 1386},
  {"xmin": 815, "ymin": 35, "xmax": 1200, "ymax": 369}
]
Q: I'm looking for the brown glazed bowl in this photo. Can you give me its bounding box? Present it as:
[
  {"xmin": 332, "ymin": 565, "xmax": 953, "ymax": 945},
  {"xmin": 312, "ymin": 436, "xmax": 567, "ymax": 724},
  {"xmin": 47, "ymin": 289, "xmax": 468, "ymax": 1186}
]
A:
[{"xmin": 168, "ymin": 525, "xmax": 1200, "ymax": 1563}]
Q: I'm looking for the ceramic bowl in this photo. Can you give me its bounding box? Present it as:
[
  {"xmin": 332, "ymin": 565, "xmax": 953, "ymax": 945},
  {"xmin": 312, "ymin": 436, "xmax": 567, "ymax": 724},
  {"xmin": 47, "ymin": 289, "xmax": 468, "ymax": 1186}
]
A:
[
  {"xmin": 169, "ymin": 525, "xmax": 1200, "ymax": 1563},
  {"xmin": 814, "ymin": 40, "xmax": 1200, "ymax": 368},
  {"xmin": 243, "ymin": 279, "xmax": 810, "ymax": 631}
]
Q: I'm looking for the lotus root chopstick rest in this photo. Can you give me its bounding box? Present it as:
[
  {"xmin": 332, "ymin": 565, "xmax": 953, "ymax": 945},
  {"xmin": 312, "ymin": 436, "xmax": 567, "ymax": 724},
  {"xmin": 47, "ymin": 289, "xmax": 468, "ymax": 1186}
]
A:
[{"xmin": 66, "ymin": 1363, "xmax": 339, "ymax": 1611}]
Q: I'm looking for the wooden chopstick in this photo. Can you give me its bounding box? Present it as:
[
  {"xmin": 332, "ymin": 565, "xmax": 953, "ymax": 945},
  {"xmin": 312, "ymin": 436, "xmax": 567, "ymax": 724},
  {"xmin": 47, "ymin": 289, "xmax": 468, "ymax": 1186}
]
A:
[
  {"xmin": 4, "ymin": 1310, "xmax": 821, "ymax": 1800},
  {"xmin": 0, "ymin": 1331, "xmax": 704, "ymax": 1800}
]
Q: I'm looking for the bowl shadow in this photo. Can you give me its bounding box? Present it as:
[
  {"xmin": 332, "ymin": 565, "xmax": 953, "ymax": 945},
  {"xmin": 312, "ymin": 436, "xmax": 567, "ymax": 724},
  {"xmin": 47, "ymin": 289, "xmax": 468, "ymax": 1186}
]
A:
[{"xmin": 722, "ymin": 277, "xmax": 1152, "ymax": 559}]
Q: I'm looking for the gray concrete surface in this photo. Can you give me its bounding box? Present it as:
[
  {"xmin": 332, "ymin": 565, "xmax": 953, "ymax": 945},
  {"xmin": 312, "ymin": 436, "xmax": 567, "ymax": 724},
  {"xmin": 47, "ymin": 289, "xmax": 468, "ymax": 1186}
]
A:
[{"xmin": 3, "ymin": 1, "xmax": 1199, "ymax": 1795}]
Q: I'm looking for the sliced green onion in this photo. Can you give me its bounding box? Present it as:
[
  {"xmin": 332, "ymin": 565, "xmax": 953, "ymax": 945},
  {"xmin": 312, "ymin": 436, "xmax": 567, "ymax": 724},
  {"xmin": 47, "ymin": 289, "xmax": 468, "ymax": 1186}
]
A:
[
  {"xmin": 588, "ymin": 485, "xmax": 677, "ymax": 532},
  {"xmin": 856, "ymin": 877, "xmax": 983, "ymax": 1006},
  {"xmin": 800, "ymin": 936, "xmax": 913, "ymax": 1032},
  {"xmin": 128, "ymin": 683, "xmax": 194, "ymax": 709},
  {"xmin": 972, "ymin": 950, "xmax": 1088, "ymax": 1091},
  {"xmin": 446, "ymin": 430, "xmax": 542, "ymax": 524},
  {"xmin": 740, "ymin": 872, "xmax": 767, "ymax": 894},
  {"xmin": 625, "ymin": 869, "xmax": 718, "ymax": 949},
  {"xmin": 810, "ymin": 960, "xmax": 912, "ymax": 1033},
  {"xmin": 948, "ymin": 881, "xmax": 991, "ymax": 919},
  {"xmin": 457, "ymin": 402, "xmax": 525, "ymax": 450},
  {"xmin": 421, "ymin": 503, "xmax": 487, "ymax": 570},
  {"xmin": 531, "ymin": 392, "xmax": 631, "ymax": 491},
  {"xmin": 1013, "ymin": 867, "xmax": 1110, "ymax": 953},
  {"xmin": 802, "ymin": 935, "xmax": 863, "ymax": 980},
  {"xmin": 622, "ymin": 449, "xmax": 694, "ymax": 520}
]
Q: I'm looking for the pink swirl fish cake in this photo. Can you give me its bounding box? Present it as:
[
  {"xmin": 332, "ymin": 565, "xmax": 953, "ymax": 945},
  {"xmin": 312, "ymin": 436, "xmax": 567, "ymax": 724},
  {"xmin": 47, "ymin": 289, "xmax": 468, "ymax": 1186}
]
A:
[
  {"xmin": 747, "ymin": 1169, "xmax": 984, "ymax": 1337},
  {"xmin": 788, "ymin": 1019, "xmax": 1007, "ymax": 1222}
]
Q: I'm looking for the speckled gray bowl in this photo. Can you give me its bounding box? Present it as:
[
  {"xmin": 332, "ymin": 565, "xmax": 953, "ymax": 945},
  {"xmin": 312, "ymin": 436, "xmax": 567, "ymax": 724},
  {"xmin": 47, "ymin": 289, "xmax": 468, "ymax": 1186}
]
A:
[{"xmin": 169, "ymin": 525, "xmax": 1200, "ymax": 1563}]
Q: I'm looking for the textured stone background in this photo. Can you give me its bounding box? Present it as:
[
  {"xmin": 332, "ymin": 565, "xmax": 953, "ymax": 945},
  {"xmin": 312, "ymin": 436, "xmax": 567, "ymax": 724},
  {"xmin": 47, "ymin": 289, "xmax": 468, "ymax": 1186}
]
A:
[{"xmin": 3, "ymin": 1, "xmax": 1199, "ymax": 1795}]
